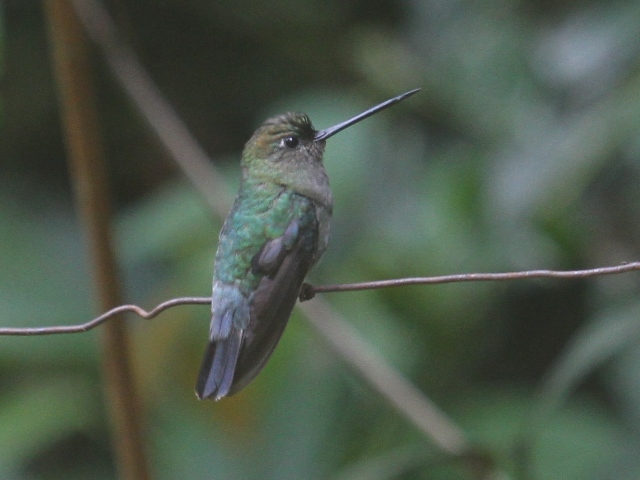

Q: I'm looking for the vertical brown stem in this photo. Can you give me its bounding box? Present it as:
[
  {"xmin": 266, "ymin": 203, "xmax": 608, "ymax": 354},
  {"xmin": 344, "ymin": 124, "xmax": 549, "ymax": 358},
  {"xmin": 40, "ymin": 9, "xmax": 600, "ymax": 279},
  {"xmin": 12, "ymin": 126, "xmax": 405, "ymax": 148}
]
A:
[{"xmin": 44, "ymin": 1, "xmax": 151, "ymax": 479}]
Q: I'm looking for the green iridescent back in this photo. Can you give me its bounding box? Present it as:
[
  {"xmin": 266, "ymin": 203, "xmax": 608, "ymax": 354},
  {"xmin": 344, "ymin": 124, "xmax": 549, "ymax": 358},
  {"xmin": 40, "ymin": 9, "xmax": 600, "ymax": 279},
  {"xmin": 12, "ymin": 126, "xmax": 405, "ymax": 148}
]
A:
[{"xmin": 213, "ymin": 182, "xmax": 319, "ymax": 294}]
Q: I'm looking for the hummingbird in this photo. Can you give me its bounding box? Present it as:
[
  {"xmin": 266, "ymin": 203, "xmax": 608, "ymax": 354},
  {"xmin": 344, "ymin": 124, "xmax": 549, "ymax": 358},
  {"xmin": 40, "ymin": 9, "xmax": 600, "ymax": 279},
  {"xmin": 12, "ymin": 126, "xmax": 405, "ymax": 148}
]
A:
[{"xmin": 196, "ymin": 89, "xmax": 420, "ymax": 400}]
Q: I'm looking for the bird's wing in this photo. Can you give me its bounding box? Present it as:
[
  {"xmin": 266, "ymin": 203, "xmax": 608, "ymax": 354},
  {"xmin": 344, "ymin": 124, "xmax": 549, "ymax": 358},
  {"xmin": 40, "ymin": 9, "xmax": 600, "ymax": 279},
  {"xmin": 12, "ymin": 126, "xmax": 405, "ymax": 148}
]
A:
[
  {"xmin": 228, "ymin": 214, "xmax": 317, "ymax": 395},
  {"xmin": 196, "ymin": 197, "xmax": 318, "ymax": 400}
]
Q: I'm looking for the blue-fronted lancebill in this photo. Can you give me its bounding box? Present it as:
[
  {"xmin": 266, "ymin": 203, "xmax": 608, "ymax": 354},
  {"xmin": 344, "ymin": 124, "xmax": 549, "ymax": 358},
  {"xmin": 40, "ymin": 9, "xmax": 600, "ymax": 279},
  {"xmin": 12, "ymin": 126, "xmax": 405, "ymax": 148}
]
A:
[{"xmin": 196, "ymin": 89, "xmax": 420, "ymax": 400}]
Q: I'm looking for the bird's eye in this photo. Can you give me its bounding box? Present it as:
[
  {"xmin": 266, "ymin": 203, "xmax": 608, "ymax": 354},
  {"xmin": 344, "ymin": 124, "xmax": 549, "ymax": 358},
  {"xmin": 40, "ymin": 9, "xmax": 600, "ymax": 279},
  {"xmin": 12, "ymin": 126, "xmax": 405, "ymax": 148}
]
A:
[{"xmin": 282, "ymin": 136, "xmax": 299, "ymax": 149}]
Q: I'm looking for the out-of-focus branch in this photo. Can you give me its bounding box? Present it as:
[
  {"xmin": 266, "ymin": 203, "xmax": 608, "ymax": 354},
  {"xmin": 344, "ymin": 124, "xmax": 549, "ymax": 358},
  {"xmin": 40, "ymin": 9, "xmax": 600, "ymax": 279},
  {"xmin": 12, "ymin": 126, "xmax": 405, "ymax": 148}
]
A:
[
  {"xmin": 44, "ymin": 1, "xmax": 150, "ymax": 479},
  {"xmin": 69, "ymin": 0, "xmax": 231, "ymax": 218}
]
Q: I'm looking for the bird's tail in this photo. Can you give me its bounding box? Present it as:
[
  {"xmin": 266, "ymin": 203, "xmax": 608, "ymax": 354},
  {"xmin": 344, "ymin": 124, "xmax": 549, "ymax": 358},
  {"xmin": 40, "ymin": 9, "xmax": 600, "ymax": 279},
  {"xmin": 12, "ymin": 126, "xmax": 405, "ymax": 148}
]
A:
[{"xmin": 195, "ymin": 328, "xmax": 243, "ymax": 400}]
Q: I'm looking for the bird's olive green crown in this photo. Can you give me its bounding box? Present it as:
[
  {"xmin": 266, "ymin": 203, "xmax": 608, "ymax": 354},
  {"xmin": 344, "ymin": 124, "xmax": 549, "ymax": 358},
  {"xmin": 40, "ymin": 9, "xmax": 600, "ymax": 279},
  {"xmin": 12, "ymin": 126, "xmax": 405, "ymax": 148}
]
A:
[
  {"xmin": 239, "ymin": 113, "xmax": 331, "ymax": 207},
  {"xmin": 242, "ymin": 112, "xmax": 326, "ymax": 167}
]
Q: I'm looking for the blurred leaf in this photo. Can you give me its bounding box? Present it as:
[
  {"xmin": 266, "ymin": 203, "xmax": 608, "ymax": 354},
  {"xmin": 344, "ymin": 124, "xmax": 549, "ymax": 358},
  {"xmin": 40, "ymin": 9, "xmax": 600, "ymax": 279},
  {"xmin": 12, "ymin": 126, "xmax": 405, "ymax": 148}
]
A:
[
  {"xmin": 0, "ymin": 185, "xmax": 97, "ymax": 362},
  {"xmin": 606, "ymin": 326, "xmax": 640, "ymax": 432},
  {"xmin": 534, "ymin": 302, "xmax": 640, "ymax": 418},
  {"xmin": 114, "ymin": 179, "xmax": 219, "ymax": 300},
  {"xmin": 334, "ymin": 444, "xmax": 435, "ymax": 480},
  {"xmin": 488, "ymin": 71, "xmax": 640, "ymax": 222},
  {"xmin": 115, "ymin": 181, "xmax": 216, "ymax": 265},
  {"xmin": 152, "ymin": 403, "xmax": 253, "ymax": 480},
  {"xmin": 0, "ymin": 376, "xmax": 100, "ymax": 472},
  {"xmin": 457, "ymin": 388, "xmax": 631, "ymax": 480}
]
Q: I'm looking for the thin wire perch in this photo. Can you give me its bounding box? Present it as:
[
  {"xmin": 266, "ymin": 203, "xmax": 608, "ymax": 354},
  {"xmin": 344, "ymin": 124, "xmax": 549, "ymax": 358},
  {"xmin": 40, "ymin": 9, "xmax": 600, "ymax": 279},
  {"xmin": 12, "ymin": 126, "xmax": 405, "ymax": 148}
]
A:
[{"xmin": 1, "ymin": 262, "xmax": 638, "ymax": 336}]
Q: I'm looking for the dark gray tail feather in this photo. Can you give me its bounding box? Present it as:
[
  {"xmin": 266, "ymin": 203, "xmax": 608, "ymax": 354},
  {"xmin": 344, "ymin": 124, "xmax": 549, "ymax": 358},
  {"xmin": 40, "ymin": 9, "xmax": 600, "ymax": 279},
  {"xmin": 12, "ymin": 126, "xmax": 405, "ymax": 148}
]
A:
[{"xmin": 195, "ymin": 328, "xmax": 243, "ymax": 400}]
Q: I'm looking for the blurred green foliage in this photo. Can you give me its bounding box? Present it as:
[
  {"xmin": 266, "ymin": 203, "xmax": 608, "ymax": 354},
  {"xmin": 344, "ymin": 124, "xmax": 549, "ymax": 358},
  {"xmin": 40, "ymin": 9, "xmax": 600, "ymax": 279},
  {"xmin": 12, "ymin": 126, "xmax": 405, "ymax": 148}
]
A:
[{"xmin": 1, "ymin": 0, "xmax": 640, "ymax": 479}]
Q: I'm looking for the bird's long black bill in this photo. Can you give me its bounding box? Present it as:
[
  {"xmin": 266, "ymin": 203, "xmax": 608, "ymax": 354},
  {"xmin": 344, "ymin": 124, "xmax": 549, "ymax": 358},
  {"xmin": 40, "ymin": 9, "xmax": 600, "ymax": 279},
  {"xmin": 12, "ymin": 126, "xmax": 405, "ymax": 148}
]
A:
[{"xmin": 314, "ymin": 88, "xmax": 420, "ymax": 142}]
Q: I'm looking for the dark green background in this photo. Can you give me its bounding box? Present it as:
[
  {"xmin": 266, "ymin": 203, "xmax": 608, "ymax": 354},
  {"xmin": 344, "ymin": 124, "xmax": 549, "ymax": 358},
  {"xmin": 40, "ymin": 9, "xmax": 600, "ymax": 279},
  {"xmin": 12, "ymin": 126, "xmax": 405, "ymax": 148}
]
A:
[{"xmin": 1, "ymin": 0, "xmax": 640, "ymax": 478}]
